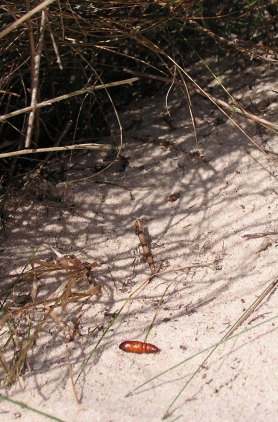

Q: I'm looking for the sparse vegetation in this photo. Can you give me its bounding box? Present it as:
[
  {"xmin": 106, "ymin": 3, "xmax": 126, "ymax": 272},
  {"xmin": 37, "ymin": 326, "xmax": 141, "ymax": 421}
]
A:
[{"xmin": 0, "ymin": 1, "xmax": 278, "ymax": 420}]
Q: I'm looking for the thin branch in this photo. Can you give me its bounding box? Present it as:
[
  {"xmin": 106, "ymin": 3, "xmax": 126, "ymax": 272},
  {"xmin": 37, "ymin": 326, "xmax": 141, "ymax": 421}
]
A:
[
  {"xmin": 25, "ymin": 10, "xmax": 47, "ymax": 148},
  {"xmin": 0, "ymin": 78, "xmax": 139, "ymax": 123},
  {"xmin": 0, "ymin": 143, "xmax": 111, "ymax": 159},
  {"xmin": 45, "ymin": 14, "xmax": 63, "ymax": 70},
  {"xmin": 25, "ymin": 0, "xmax": 35, "ymax": 91},
  {"xmin": 0, "ymin": 0, "xmax": 56, "ymax": 40}
]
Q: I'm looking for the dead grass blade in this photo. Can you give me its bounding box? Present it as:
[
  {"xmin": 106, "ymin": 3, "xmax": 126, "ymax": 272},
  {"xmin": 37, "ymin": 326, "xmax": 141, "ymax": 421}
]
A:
[
  {"xmin": 188, "ymin": 19, "xmax": 278, "ymax": 63},
  {"xmin": 0, "ymin": 246, "xmax": 101, "ymax": 385},
  {"xmin": 144, "ymin": 280, "xmax": 173, "ymax": 343},
  {"xmin": 63, "ymin": 329, "xmax": 80, "ymax": 404},
  {"xmin": 0, "ymin": 0, "xmax": 55, "ymax": 40},
  {"xmin": 75, "ymin": 260, "xmax": 212, "ymax": 384},
  {"xmin": 124, "ymin": 68, "xmax": 278, "ymax": 133}
]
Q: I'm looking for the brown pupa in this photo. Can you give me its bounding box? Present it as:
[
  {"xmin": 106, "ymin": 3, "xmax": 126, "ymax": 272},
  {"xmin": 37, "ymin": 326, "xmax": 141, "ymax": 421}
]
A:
[{"xmin": 119, "ymin": 341, "xmax": 160, "ymax": 354}]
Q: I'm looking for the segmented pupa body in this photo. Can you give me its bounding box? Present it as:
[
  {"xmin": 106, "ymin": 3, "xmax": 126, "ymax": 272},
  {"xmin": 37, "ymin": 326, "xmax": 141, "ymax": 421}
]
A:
[{"xmin": 119, "ymin": 341, "xmax": 160, "ymax": 354}]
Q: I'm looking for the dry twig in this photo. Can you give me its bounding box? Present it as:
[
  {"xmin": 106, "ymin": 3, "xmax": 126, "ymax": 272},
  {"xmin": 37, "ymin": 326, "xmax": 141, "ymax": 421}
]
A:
[
  {"xmin": 0, "ymin": 78, "xmax": 139, "ymax": 123},
  {"xmin": 0, "ymin": 0, "xmax": 55, "ymax": 40},
  {"xmin": 135, "ymin": 219, "xmax": 156, "ymax": 274},
  {"xmin": 25, "ymin": 10, "xmax": 47, "ymax": 148}
]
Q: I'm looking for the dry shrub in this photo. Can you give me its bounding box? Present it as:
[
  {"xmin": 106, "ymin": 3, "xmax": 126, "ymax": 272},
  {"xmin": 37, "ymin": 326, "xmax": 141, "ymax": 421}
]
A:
[{"xmin": 0, "ymin": 1, "xmax": 277, "ymax": 178}]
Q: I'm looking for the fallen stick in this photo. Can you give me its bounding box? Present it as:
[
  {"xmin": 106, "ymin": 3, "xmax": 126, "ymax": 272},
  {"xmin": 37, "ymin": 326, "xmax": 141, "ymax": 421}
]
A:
[
  {"xmin": 242, "ymin": 231, "xmax": 278, "ymax": 239},
  {"xmin": 135, "ymin": 219, "xmax": 156, "ymax": 274}
]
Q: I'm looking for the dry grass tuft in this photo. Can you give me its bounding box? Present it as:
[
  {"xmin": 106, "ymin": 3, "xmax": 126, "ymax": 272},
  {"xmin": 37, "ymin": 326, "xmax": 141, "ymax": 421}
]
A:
[{"xmin": 0, "ymin": 244, "xmax": 101, "ymax": 386}]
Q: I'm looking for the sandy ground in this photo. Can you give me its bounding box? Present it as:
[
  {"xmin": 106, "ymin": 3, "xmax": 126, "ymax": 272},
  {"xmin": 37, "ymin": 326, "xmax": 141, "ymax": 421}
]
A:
[{"xmin": 1, "ymin": 56, "xmax": 278, "ymax": 422}]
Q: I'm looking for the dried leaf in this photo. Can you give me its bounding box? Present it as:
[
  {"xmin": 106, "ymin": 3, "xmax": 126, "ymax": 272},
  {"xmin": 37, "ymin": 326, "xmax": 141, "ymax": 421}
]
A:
[{"xmin": 166, "ymin": 193, "xmax": 180, "ymax": 202}]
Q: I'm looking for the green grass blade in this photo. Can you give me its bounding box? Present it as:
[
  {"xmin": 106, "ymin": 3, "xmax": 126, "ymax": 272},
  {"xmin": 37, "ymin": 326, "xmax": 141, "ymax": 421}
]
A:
[
  {"xmin": 0, "ymin": 394, "xmax": 66, "ymax": 422},
  {"xmin": 75, "ymin": 312, "xmax": 120, "ymax": 384},
  {"xmin": 162, "ymin": 273, "xmax": 278, "ymax": 418},
  {"xmin": 75, "ymin": 272, "xmax": 156, "ymax": 384},
  {"xmin": 126, "ymin": 312, "xmax": 278, "ymax": 399}
]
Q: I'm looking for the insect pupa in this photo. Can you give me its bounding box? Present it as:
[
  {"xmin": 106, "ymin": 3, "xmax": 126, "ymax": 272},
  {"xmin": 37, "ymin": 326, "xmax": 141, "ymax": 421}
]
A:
[{"xmin": 119, "ymin": 341, "xmax": 160, "ymax": 354}]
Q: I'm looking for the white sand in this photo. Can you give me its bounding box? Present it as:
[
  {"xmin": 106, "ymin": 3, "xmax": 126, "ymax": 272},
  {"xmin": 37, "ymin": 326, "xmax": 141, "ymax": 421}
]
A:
[{"xmin": 1, "ymin": 58, "xmax": 278, "ymax": 421}]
